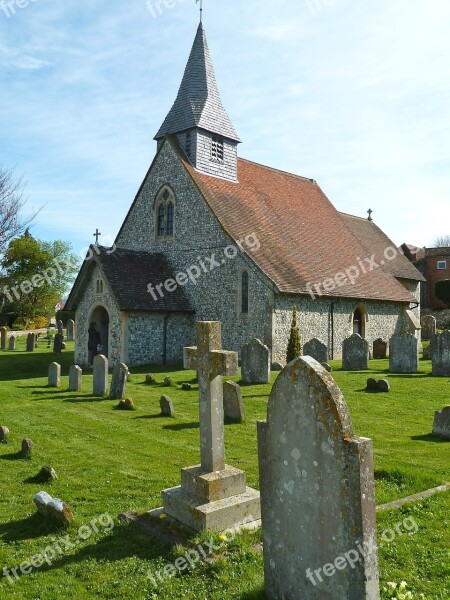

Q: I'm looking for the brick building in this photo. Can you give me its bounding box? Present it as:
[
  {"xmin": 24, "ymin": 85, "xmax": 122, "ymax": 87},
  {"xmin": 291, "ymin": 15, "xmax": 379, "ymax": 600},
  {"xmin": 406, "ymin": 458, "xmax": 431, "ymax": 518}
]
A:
[{"xmin": 424, "ymin": 248, "xmax": 450, "ymax": 309}]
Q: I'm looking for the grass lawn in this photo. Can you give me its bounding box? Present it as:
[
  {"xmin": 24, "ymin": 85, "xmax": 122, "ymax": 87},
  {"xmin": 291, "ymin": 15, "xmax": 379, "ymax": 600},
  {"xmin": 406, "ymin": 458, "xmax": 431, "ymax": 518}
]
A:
[{"xmin": 0, "ymin": 337, "xmax": 448, "ymax": 599}]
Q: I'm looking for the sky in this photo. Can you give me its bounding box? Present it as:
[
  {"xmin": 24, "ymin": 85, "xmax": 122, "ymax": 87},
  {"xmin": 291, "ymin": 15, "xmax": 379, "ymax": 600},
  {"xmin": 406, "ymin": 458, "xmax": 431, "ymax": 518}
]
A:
[{"xmin": 1, "ymin": 0, "xmax": 449, "ymax": 259}]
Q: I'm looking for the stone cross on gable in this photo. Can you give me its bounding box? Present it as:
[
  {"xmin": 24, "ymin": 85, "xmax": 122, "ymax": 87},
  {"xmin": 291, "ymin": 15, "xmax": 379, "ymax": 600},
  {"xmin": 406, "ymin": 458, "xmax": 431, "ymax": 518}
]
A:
[{"xmin": 184, "ymin": 322, "xmax": 238, "ymax": 472}]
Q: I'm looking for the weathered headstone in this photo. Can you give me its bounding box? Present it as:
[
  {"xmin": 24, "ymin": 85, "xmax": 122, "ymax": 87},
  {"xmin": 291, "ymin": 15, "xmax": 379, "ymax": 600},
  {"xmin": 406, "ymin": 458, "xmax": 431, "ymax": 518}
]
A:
[
  {"xmin": 48, "ymin": 362, "xmax": 61, "ymax": 388},
  {"xmin": 37, "ymin": 465, "xmax": 58, "ymax": 481},
  {"xmin": 163, "ymin": 376, "xmax": 173, "ymax": 386},
  {"xmin": 271, "ymin": 362, "xmax": 283, "ymax": 371},
  {"xmin": 109, "ymin": 363, "xmax": 128, "ymax": 399},
  {"xmin": 372, "ymin": 338, "xmax": 388, "ymax": 360},
  {"xmin": 342, "ymin": 333, "xmax": 369, "ymax": 371},
  {"xmin": 34, "ymin": 491, "xmax": 74, "ymax": 525},
  {"xmin": 422, "ymin": 345, "xmax": 431, "ymax": 360},
  {"xmin": 53, "ymin": 332, "xmax": 64, "ymax": 354},
  {"xmin": 66, "ymin": 319, "xmax": 75, "ymax": 341},
  {"xmin": 69, "ymin": 365, "xmax": 82, "ymax": 392},
  {"xmin": 93, "ymin": 354, "xmax": 108, "ymax": 397},
  {"xmin": 303, "ymin": 338, "xmax": 328, "ymax": 364},
  {"xmin": 26, "ymin": 333, "xmax": 36, "ymax": 352},
  {"xmin": 118, "ymin": 398, "xmax": 135, "ymax": 410},
  {"xmin": 431, "ymin": 330, "xmax": 450, "ymax": 377},
  {"xmin": 258, "ymin": 357, "xmax": 380, "ymax": 599},
  {"xmin": 160, "ymin": 395, "xmax": 174, "ymax": 417},
  {"xmin": 241, "ymin": 338, "xmax": 270, "ymax": 384},
  {"xmin": 57, "ymin": 320, "xmax": 63, "ymax": 334},
  {"xmin": 0, "ymin": 327, "xmax": 6, "ymax": 350},
  {"xmin": 0, "ymin": 426, "xmax": 10, "ymax": 442},
  {"xmin": 21, "ymin": 438, "xmax": 33, "ymax": 459},
  {"xmin": 367, "ymin": 378, "xmax": 390, "ymax": 392},
  {"xmin": 421, "ymin": 315, "xmax": 436, "ymax": 341},
  {"xmin": 223, "ymin": 381, "xmax": 245, "ymax": 422},
  {"xmin": 145, "ymin": 373, "xmax": 156, "ymax": 384},
  {"xmin": 8, "ymin": 335, "xmax": 16, "ymax": 351},
  {"xmin": 389, "ymin": 333, "xmax": 418, "ymax": 374},
  {"xmin": 161, "ymin": 321, "xmax": 261, "ymax": 532},
  {"xmin": 432, "ymin": 406, "xmax": 450, "ymax": 440},
  {"xmin": 181, "ymin": 382, "xmax": 192, "ymax": 391}
]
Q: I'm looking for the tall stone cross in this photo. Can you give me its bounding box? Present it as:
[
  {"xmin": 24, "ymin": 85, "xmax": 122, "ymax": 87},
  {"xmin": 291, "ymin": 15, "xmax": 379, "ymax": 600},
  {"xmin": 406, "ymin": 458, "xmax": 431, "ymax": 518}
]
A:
[
  {"xmin": 93, "ymin": 228, "xmax": 101, "ymax": 244},
  {"xmin": 184, "ymin": 322, "xmax": 238, "ymax": 473}
]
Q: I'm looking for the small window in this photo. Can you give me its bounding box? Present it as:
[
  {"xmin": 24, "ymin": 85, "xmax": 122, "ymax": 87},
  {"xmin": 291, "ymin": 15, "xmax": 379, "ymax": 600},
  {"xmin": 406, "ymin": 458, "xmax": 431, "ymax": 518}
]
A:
[
  {"xmin": 96, "ymin": 279, "xmax": 104, "ymax": 294},
  {"xmin": 353, "ymin": 308, "xmax": 363, "ymax": 336},
  {"xmin": 241, "ymin": 271, "xmax": 249, "ymax": 314},
  {"xmin": 185, "ymin": 131, "xmax": 192, "ymax": 158},
  {"xmin": 211, "ymin": 136, "xmax": 224, "ymax": 161},
  {"xmin": 437, "ymin": 261, "xmax": 447, "ymax": 270},
  {"xmin": 167, "ymin": 203, "xmax": 174, "ymax": 237},
  {"xmin": 157, "ymin": 205, "xmax": 165, "ymax": 236}
]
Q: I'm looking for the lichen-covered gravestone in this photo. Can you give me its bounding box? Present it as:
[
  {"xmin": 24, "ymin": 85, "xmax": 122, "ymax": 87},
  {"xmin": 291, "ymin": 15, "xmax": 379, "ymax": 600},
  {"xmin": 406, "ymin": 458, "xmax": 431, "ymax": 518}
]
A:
[
  {"xmin": 342, "ymin": 334, "xmax": 369, "ymax": 371},
  {"xmin": 93, "ymin": 355, "xmax": 108, "ymax": 397},
  {"xmin": 0, "ymin": 327, "xmax": 6, "ymax": 350},
  {"xmin": 389, "ymin": 333, "xmax": 418, "ymax": 374},
  {"xmin": 372, "ymin": 338, "xmax": 387, "ymax": 360},
  {"xmin": 258, "ymin": 356, "xmax": 379, "ymax": 599},
  {"xmin": 66, "ymin": 319, "xmax": 75, "ymax": 341},
  {"xmin": 109, "ymin": 363, "xmax": 128, "ymax": 399},
  {"xmin": 69, "ymin": 365, "xmax": 82, "ymax": 392},
  {"xmin": 8, "ymin": 335, "xmax": 16, "ymax": 351},
  {"xmin": 303, "ymin": 338, "xmax": 328, "ymax": 364},
  {"xmin": 241, "ymin": 338, "xmax": 270, "ymax": 384},
  {"xmin": 26, "ymin": 333, "xmax": 36, "ymax": 352},
  {"xmin": 432, "ymin": 406, "xmax": 450, "ymax": 440},
  {"xmin": 48, "ymin": 362, "xmax": 61, "ymax": 388},
  {"xmin": 223, "ymin": 381, "xmax": 245, "ymax": 422},
  {"xmin": 160, "ymin": 395, "xmax": 174, "ymax": 417},
  {"xmin": 421, "ymin": 315, "xmax": 436, "ymax": 341},
  {"xmin": 431, "ymin": 330, "xmax": 450, "ymax": 377}
]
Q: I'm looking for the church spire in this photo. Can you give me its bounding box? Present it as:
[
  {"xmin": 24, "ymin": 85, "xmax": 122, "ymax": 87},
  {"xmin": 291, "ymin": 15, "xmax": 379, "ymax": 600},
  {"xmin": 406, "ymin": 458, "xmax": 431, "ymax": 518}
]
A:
[{"xmin": 155, "ymin": 24, "xmax": 240, "ymax": 181}]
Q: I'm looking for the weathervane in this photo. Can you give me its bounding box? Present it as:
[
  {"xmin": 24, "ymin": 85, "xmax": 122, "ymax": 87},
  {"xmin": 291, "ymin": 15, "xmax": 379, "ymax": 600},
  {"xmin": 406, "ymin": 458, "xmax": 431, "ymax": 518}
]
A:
[{"xmin": 196, "ymin": 0, "xmax": 203, "ymax": 22}]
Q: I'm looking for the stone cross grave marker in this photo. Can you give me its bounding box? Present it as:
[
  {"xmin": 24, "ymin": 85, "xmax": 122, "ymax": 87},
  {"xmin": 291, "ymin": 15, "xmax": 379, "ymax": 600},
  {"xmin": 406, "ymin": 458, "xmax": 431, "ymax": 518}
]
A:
[
  {"xmin": 342, "ymin": 333, "xmax": 369, "ymax": 371},
  {"xmin": 66, "ymin": 319, "xmax": 75, "ymax": 341},
  {"xmin": 431, "ymin": 330, "xmax": 450, "ymax": 377},
  {"xmin": 258, "ymin": 356, "xmax": 380, "ymax": 599},
  {"xmin": 161, "ymin": 321, "xmax": 261, "ymax": 532},
  {"xmin": 241, "ymin": 338, "xmax": 271, "ymax": 384},
  {"xmin": 421, "ymin": 315, "xmax": 436, "ymax": 341},
  {"xmin": 8, "ymin": 335, "xmax": 16, "ymax": 351},
  {"xmin": 303, "ymin": 338, "xmax": 328, "ymax": 364},
  {"xmin": 48, "ymin": 363, "xmax": 61, "ymax": 388},
  {"xmin": 93, "ymin": 355, "xmax": 108, "ymax": 397},
  {"xmin": 109, "ymin": 363, "xmax": 129, "ymax": 399},
  {"xmin": 372, "ymin": 338, "xmax": 387, "ymax": 360},
  {"xmin": 0, "ymin": 327, "xmax": 6, "ymax": 350},
  {"xmin": 389, "ymin": 333, "xmax": 418, "ymax": 374},
  {"xmin": 69, "ymin": 365, "xmax": 82, "ymax": 392}
]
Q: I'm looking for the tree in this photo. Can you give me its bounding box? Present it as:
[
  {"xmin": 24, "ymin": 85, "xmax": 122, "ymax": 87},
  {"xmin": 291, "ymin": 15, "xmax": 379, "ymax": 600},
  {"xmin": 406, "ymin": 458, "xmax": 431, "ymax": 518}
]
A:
[
  {"xmin": 0, "ymin": 234, "xmax": 79, "ymax": 328},
  {"xmin": 435, "ymin": 280, "xmax": 450, "ymax": 307},
  {"xmin": 433, "ymin": 235, "xmax": 450, "ymax": 248},
  {"xmin": 286, "ymin": 305, "xmax": 302, "ymax": 364},
  {"xmin": 0, "ymin": 166, "xmax": 38, "ymax": 257}
]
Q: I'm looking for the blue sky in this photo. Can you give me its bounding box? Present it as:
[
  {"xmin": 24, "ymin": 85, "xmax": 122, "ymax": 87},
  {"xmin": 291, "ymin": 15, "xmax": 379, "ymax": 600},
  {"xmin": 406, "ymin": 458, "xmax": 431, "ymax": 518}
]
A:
[{"xmin": 1, "ymin": 0, "xmax": 449, "ymax": 258}]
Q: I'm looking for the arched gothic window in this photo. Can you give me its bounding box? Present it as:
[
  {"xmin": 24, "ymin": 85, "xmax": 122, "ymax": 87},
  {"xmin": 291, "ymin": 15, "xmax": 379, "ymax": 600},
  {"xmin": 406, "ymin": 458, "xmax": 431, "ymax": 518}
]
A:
[
  {"xmin": 241, "ymin": 271, "xmax": 249, "ymax": 314},
  {"xmin": 167, "ymin": 203, "xmax": 174, "ymax": 237},
  {"xmin": 155, "ymin": 187, "xmax": 176, "ymax": 239}
]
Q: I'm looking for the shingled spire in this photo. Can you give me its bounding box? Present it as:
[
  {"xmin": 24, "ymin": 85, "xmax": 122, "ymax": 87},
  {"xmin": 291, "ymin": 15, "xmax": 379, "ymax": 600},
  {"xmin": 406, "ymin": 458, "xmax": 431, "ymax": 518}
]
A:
[{"xmin": 155, "ymin": 23, "xmax": 240, "ymax": 182}]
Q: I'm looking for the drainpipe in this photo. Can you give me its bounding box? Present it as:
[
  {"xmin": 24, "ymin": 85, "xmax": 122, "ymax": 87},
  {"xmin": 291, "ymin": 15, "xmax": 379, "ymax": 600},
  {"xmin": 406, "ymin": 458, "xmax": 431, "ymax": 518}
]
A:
[
  {"xmin": 163, "ymin": 314, "xmax": 169, "ymax": 366},
  {"xmin": 329, "ymin": 299, "xmax": 341, "ymax": 360}
]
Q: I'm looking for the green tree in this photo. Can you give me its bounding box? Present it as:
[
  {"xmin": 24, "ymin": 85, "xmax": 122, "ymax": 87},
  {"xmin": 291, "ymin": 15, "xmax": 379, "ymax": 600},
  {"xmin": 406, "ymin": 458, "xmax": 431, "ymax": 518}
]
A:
[
  {"xmin": 0, "ymin": 234, "xmax": 79, "ymax": 328},
  {"xmin": 286, "ymin": 305, "xmax": 302, "ymax": 364}
]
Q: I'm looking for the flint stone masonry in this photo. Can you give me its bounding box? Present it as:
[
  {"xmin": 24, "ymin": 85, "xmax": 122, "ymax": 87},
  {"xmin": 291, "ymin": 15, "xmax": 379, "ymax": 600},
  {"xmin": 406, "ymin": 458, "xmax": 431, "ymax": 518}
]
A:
[
  {"xmin": 432, "ymin": 406, "xmax": 450, "ymax": 440},
  {"xmin": 8, "ymin": 335, "xmax": 16, "ymax": 351},
  {"xmin": 431, "ymin": 330, "xmax": 450, "ymax": 377},
  {"xmin": 0, "ymin": 327, "xmax": 6, "ymax": 349},
  {"xmin": 69, "ymin": 365, "xmax": 82, "ymax": 392},
  {"xmin": 241, "ymin": 338, "xmax": 270, "ymax": 384},
  {"xmin": 303, "ymin": 338, "xmax": 328, "ymax": 364},
  {"xmin": 373, "ymin": 338, "xmax": 388, "ymax": 359},
  {"xmin": 421, "ymin": 315, "xmax": 436, "ymax": 340},
  {"xmin": 389, "ymin": 333, "xmax": 418, "ymax": 374},
  {"xmin": 109, "ymin": 363, "xmax": 129, "ymax": 399},
  {"xmin": 223, "ymin": 381, "xmax": 245, "ymax": 422},
  {"xmin": 48, "ymin": 362, "xmax": 61, "ymax": 388},
  {"xmin": 26, "ymin": 333, "xmax": 36, "ymax": 352},
  {"xmin": 93, "ymin": 355, "xmax": 108, "ymax": 397},
  {"xmin": 160, "ymin": 395, "xmax": 174, "ymax": 416},
  {"xmin": 258, "ymin": 356, "xmax": 380, "ymax": 599},
  {"xmin": 66, "ymin": 319, "xmax": 75, "ymax": 341},
  {"xmin": 342, "ymin": 334, "xmax": 369, "ymax": 371}
]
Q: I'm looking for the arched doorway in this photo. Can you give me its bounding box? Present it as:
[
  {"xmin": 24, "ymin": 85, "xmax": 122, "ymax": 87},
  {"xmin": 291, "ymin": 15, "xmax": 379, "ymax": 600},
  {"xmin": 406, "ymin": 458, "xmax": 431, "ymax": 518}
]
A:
[{"xmin": 89, "ymin": 306, "xmax": 110, "ymax": 358}]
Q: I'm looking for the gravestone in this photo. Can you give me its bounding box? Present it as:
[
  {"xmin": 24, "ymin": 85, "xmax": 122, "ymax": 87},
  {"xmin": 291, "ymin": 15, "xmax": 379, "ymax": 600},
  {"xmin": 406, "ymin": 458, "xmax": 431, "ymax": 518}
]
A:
[
  {"xmin": 422, "ymin": 346, "xmax": 431, "ymax": 360},
  {"xmin": 160, "ymin": 395, "xmax": 174, "ymax": 417},
  {"xmin": 26, "ymin": 333, "xmax": 36, "ymax": 352},
  {"xmin": 0, "ymin": 327, "xmax": 6, "ymax": 350},
  {"xmin": 303, "ymin": 338, "xmax": 328, "ymax": 364},
  {"xmin": 8, "ymin": 335, "xmax": 16, "ymax": 351},
  {"xmin": 53, "ymin": 333, "xmax": 64, "ymax": 354},
  {"xmin": 367, "ymin": 378, "xmax": 390, "ymax": 392},
  {"xmin": 69, "ymin": 365, "xmax": 82, "ymax": 392},
  {"xmin": 421, "ymin": 315, "xmax": 436, "ymax": 341},
  {"xmin": 161, "ymin": 321, "xmax": 261, "ymax": 532},
  {"xmin": 34, "ymin": 491, "xmax": 74, "ymax": 525},
  {"xmin": 93, "ymin": 355, "xmax": 108, "ymax": 397},
  {"xmin": 57, "ymin": 320, "xmax": 63, "ymax": 334},
  {"xmin": 66, "ymin": 319, "xmax": 75, "ymax": 341},
  {"xmin": 271, "ymin": 362, "xmax": 283, "ymax": 371},
  {"xmin": 223, "ymin": 381, "xmax": 245, "ymax": 422},
  {"xmin": 342, "ymin": 333, "xmax": 369, "ymax": 371},
  {"xmin": 431, "ymin": 330, "xmax": 450, "ymax": 377},
  {"xmin": 48, "ymin": 362, "xmax": 61, "ymax": 388},
  {"xmin": 21, "ymin": 438, "xmax": 33, "ymax": 459},
  {"xmin": 432, "ymin": 406, "xmax": 450, "ymax": 440},
  {"xmin": 109, "ymin": 363, "xmax": 128, "ymax": 399},
  {"xmin": 389, "ymin": 333, "xmax": 418, "ymax": 374},
  {"xmin": 241, "ymin": 338, "xmax": 270, "ymax": 384},
  {"xmin": 0, "ymin": 426, "xmax": 10, "ymax": 442},
  {"xmin": 258, "ymin": 357, "xmax": 380, "ymax": 599},
  {"xmin": 372, "ymin": 338, "xmax": 388, "ymax": 360}
]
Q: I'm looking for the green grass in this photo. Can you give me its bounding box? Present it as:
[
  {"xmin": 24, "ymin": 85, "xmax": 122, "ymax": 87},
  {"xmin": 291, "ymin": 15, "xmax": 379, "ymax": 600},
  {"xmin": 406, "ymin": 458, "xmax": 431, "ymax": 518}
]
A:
[{"xmin": 0, "ymin": 338, "xmax": 448, "ymax": 599}]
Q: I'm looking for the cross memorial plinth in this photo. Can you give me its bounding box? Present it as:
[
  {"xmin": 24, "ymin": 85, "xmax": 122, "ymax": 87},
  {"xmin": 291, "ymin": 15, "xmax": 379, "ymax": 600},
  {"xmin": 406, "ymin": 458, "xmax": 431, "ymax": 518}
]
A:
[{"xmin": 160, "ymin": 322, "xmax": 261, "ymax": 532}]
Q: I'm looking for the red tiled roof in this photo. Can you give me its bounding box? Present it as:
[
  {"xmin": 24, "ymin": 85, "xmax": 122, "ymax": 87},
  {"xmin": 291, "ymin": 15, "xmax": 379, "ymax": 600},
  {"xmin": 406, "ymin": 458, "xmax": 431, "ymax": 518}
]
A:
[{"xmin": 178, "ymin": 145, "xmax": 417, "ymax": 303}]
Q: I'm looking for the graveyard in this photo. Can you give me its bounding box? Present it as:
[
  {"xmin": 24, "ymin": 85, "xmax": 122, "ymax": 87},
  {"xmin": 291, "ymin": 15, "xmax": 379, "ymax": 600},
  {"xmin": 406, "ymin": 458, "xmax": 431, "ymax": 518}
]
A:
[{"xmin": 0, "ymin": 335, "xmax": 448, "ymax": 599}]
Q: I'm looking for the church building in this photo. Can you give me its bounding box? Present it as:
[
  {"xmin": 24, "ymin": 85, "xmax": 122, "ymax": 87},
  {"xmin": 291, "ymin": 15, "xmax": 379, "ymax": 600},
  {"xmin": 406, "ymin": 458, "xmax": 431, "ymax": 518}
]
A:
[{"xmin": 66, "ymin": 23, "xmax": 424, "ymax": 368}]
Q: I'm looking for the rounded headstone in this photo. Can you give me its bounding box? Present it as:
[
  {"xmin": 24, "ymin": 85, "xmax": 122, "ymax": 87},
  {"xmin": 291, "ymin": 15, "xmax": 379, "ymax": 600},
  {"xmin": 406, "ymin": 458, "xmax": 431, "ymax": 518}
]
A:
[
  {"xmin": 181, "ymin": 382, "xmax": 192, "ymax": 391},
  {"xmin": 0, "ymin": 426, "xmax": 10, "ymax": 442},
  {"xmin": 146, "ymin": 373, "xmax": 156, "ymax": 384},
  {"xmin": 21, "ymin": 438, "xmax": 33, "ymax": 459},
  {"xmin": 271, "ymin": 362, "xmax": 283, "ymax": 371},
  {"xmin": 163, "ymin": 377, "xmax": 173, "ymax": 386}
]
